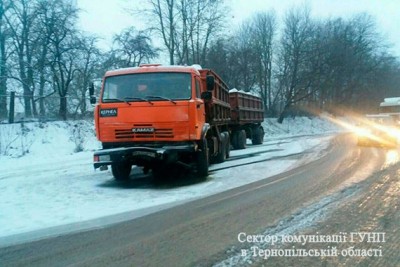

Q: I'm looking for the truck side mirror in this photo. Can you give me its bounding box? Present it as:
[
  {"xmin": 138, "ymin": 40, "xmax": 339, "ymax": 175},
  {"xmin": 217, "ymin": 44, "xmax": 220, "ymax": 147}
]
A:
[
  {"xmin": 89, "ymin": 82, "xmax": 96, "ymax": 104},
  {"xmin": 90, "ymin": 96, "xmax": 97, "ymax": 104},
  {"xmin": 206, "ymin": 75, "xmax": 215, "ymax": 91},
  {"xmin": 201, "ymin": 91, "xmax": 212, "ymax": 101}
]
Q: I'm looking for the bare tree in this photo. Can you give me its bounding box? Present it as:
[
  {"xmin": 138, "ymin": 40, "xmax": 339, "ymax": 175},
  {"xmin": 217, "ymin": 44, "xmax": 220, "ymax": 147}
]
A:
[
  {"xmin": 45, "ymin": 0, "xmax": 80, "ymax": 120},
  {"xmin": 205, "ymin": 37, "xmax": 231, "ymax": 81},
  {"xmin": 232, "ymin": 22, "xmax": 259, "ymax": 91},
  {"xmin": 35, "ymin": 0, "xmax": 59, "ymax": 117},
  {"xmin": 175, "ymin": 0, "xmax": 226, "ymax": 65},
  {"xmin": 250, "ymin": 11, "xmax": 277, "ymax": 113},
  {"xmin": 72, "ymin": 36, "xmax": 101, "ymax": 116},
  {"xmin": 113, "ymin": 27, "xmax": 159, "ymax": 67},
  {"xmin": 4, "ymin": 0, "xmax": 40, "ymax": 117},
  {"xmin": 313, "ymin": 14, "xmax": 389, "ymax": 114},
  {"xmin": 145, "ymin": 0, "xmax": 176, "ymax": 64},
  {"xmin": 0, "ymin": 0, "xmax": 11, "ymax": 119},
  {"xmin": 275, "ymin": 6, "xmax": 318, "ymax": 123},
  {"xmin": 140, "ymin": 0, "xmax": 226, "ymax": 65}
]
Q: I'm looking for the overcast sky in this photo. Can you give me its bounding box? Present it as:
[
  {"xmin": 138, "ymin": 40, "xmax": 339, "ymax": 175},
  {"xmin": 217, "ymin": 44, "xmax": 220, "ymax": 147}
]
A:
[{"xmin": 77, "ymin": 0, "xmax": 400, "ymax": 57}]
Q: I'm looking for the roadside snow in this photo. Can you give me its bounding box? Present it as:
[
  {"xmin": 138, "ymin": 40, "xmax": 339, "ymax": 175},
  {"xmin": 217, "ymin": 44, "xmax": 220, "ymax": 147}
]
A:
[
  {"xmin": 0, "ymin": 117, "xmax": 340, "ymax": 242},
  {"xmin": 263, "ymin": 116, "xmax": 339, "ymax": 138}
]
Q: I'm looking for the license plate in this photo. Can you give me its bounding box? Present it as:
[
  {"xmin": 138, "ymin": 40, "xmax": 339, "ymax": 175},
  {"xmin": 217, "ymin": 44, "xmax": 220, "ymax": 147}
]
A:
[{"xmin": 132, "ymin": 151, "xmax": 156, "ymax": 158}]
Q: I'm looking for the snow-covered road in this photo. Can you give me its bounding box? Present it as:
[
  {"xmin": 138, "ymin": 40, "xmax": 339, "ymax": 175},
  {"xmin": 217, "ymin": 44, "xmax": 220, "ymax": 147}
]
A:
[
  {"xmin": 0, "ymin": 117, "xmax": 341, "ymax": 245},
  {"xmin": 0, "ymin": 135, "xmax": 332, "ymax": 240}
]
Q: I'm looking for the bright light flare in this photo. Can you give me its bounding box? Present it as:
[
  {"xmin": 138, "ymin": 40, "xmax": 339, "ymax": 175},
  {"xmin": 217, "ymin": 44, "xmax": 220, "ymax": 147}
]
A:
[
  {"xmin": 354, "ymin": 127, "xmax": 370, "ymax": 137},
  {"xmin": 319, "ymin": 114, "xmax": 362, "ymax": 133},
  {"xmin": 384, "ymin": 150, "xmax": 400, "ymax": 168},
  {"xmin": 320, "ymin": 114, "xmax": 399, "ymax": 146}
]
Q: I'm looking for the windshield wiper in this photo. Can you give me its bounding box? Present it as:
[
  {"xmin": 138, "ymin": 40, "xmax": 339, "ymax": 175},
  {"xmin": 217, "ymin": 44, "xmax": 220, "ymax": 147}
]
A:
[
  {"xmin": 145, "ymin": 95, "xmax": 177, "ymax": 105},
  {"xmin": 124, "ymin": 97, "xmax": 153, "ymax": 105},
  {"xmin": 103, "ymin": 98, "xmax": 131, "ymax": 105}
]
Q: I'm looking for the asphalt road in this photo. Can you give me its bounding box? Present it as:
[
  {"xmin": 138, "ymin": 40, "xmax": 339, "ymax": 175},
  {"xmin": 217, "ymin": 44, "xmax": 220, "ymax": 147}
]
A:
[{"xmin": 0, "ymin": 134, "xmax": 390, "ymax": 267}]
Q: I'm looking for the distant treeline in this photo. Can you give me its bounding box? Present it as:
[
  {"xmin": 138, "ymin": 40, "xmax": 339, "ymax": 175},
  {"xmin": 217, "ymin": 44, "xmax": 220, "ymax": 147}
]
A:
[{"xmin": 0, "ymin": 0, "xmax": 399, "ymax": 122}]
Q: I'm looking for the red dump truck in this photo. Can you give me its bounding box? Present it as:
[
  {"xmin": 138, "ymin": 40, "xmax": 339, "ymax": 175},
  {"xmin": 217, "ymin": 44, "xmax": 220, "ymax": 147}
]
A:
[{"xmin": 90, "ymin": 64, "xmax": 264, "ymax": 180}]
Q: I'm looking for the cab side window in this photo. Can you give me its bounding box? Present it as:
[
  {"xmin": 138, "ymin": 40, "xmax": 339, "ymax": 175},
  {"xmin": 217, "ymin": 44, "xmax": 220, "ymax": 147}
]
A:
[{"xmin": 195, "ymin": 79, "xmax": 201, "ymax": 99}]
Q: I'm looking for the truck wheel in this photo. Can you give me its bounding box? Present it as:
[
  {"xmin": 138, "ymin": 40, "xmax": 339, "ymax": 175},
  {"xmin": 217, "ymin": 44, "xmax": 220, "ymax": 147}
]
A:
[
  {"xmin": 252, "ymin": 127, "xmax": 264, "ymax": 145},
  {"xmin": 152, "ymin": 167, "xmax": 165, "ymax": 181},
  {"xmin": 237, "ymin": 130, "xmax": 247, "ymax": 149},
  {"xmin": 223, "ymin": 132, "xmax": 230, "ymax": 159},
  {"xmin": 111, "ymin": 162, "xmax": 131, "ymax": 181},
  {"xmin": 215, "ymin": 133, "xmax": 227, "ymax": 163},
  {"xmin": 231, "ymin": 131, "xmax": 239, "ymax": 149},
  {"xmin": 197, "ymin": 141, "xmax": 209, "ymax": 177}
]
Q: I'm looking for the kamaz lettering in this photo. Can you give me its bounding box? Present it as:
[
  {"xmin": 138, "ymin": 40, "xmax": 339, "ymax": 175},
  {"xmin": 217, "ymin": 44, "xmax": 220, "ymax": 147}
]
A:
[{"xmin": 132, "ymin": 128, "xmax": 155, "ymax": 133}]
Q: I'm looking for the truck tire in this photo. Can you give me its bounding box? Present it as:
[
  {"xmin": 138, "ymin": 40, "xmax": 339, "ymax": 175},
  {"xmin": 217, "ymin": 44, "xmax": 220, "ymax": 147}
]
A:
[
  {"xmin": 111, "ymin": 162, "xmax": 131, "ymax": 181},
  {"xmin": 237, "ymin": 129, "xmax": 246, "ymax": 149},
  {"xmin": 231, "ymin": 130, "xmax": 245, "ymax": 150},
  {"xmin": 215, "ymin": 133, "xmax": 227, "ymax": 163},
  {"xmin": 152, "ymin": 166, "xmax": 165, "ymax": 181},
  {"xmin": 231, "ymin": 131, "xmax": 239, "ymax": 149},
  {"xmin": 223, "ymin": 132, "xmax": 230, "ymax": 159},
  {"xmin": 197, "ymin": 141, "xmax": 209, "ymax": 177},
  {"xmin": 252, "ymin": 126, "xmax": 264, "ymax": 145}
]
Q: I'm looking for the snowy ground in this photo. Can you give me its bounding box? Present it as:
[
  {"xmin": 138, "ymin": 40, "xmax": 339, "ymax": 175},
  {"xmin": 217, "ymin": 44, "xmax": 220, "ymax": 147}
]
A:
[{"xmin": 0, "ymin": 117, "xmax": 340, "ymax": 243}]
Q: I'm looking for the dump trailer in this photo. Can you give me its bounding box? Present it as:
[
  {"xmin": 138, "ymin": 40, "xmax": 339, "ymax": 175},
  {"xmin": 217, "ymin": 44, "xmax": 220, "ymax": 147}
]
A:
[
  {"xmin": 90, "ymin": 64, "xmax": 264, "ymax": 180},
  {"xmin": 229, "ymin": 89, "xmax": 264, "ymax": 149}
]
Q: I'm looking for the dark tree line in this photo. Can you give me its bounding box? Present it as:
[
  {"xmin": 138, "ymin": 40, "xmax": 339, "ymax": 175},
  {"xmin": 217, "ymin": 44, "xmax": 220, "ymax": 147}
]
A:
[
  {"xmin": 0, "ymin": 0, "xmax": 399, "ymax": 122},
  {"xmin": 0, "ymin": 0, "xmax": 159, "ymax": 120},
  {"xmin": 0, "ymin": 0, "xmax": 102, "ymax": 120},
  {"xmin": 203, "ymin": 6, "xmax": 400, "ymax": 121}
]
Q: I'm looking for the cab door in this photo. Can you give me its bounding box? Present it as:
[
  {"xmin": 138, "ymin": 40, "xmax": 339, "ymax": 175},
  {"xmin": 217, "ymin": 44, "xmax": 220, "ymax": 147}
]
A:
[{"xmin": 193, "ymin": 76, "xmax": 206, "ymax": 138}]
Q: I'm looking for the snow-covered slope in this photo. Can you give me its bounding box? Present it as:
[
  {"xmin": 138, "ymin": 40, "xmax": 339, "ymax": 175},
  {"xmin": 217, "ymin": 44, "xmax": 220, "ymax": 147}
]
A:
[
  {"xmin": 263, "ymin": 116, "xmax": 339, "ymax": 138},
  {"xmin": 0, "ymin": 120, "xmax": 100, "ymax": 159}
]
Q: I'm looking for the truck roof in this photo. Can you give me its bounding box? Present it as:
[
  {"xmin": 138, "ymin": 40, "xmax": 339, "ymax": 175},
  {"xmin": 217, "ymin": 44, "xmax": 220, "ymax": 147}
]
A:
[
  {"xmin": 104, "ymin": 64, "xmax": 201, "ymax": 77},
  {"xmin": 366, "ymin": 114, "xmax": 393, "ymax": 118},
  {"xmin": 380, "ymin": 97, "xmax": 400, "ymax": 106}
]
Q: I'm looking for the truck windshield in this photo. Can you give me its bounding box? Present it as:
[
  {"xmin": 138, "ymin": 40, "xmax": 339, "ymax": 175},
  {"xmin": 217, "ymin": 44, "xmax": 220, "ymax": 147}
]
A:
[
  {"xmin": 102, "ymin": 72, "xmax": 192, "ymax": 103},
  {"xmin": 379, "ymin": 105, "xmax": 400, "ymax": 113}
]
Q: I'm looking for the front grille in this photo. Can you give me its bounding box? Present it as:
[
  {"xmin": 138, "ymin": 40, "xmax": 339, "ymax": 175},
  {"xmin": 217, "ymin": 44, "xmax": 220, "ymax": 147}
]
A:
[{"xmin": 115, "ymin": 128, "xmax": 174, "ymax": 139}]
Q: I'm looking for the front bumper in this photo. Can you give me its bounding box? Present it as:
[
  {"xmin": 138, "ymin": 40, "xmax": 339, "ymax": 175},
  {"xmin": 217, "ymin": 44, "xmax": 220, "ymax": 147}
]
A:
[{"xmin": 93, "ymin": 144, "xmax": 197, "ymax": 169}]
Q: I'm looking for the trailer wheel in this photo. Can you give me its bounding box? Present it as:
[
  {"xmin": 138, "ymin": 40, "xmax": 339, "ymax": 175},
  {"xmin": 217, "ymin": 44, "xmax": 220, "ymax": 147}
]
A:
[
  {"xmin": 252, "ymin": 127, "xmax": 264, "ymax": 145},
  {"xmin": 237, "ymin": 130, "xmax": 247, "ymax": 149},
  {"xmin": 223, "ymin": 132, "xmax": 230, "ymax": 159},
  {"xmin": 196, "ymin": 141, "xmax": 209, "ymax": 177},
  {"xmin": 231, "ymin": 131, "xmax": 239, "ymax": 149},
  {"xmin": 111, "ymin": 162, "xmax": 131, "ymax": 181}
]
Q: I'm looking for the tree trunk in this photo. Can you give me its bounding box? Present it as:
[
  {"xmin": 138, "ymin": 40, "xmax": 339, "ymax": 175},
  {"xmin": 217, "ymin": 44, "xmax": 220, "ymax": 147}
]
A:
[
  {"xmin": 39, "ymin": 73, "xmax": 46, "ymax": 117},
  {"xmin": 59, "ymin": 95, "xmax": 67, "ymax": 120},
  {"xmin": 0, "ymin": 43, "xmax": 6, "ymax": 119},
  {"xmin": 0, "ymin": 0, "xmax": 7, "ymax": 119},
  {"xmin": 277, "ymin": 101, "xmax": 292, "ymax": 124},
  {"xmin": 277, "ymin": 110, "xmax": 285, "ymax": 124},
  {"xmin": 23, "ymin": 85, "xmax": 32, "ymax": 118}
]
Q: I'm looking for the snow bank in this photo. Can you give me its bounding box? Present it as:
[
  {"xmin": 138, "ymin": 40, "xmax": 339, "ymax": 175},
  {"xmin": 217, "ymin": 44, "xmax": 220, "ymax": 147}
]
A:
[
  {"xmin": 0, "ymin": 120, "xmax": 101, "ymax": 159},
  {"xmin": 263, "ymin": 116, "xmax": 340, "ymax": 138}
]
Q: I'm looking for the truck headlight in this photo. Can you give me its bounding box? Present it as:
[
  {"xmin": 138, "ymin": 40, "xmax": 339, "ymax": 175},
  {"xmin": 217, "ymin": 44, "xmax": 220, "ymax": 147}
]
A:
[
  {"xmin": 95, "ymin": 155, "xmax": 110, "ymax": 162},
  {"xmin": 355, "ymin": 128, "xmax": 370, "ymax": 136}
]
